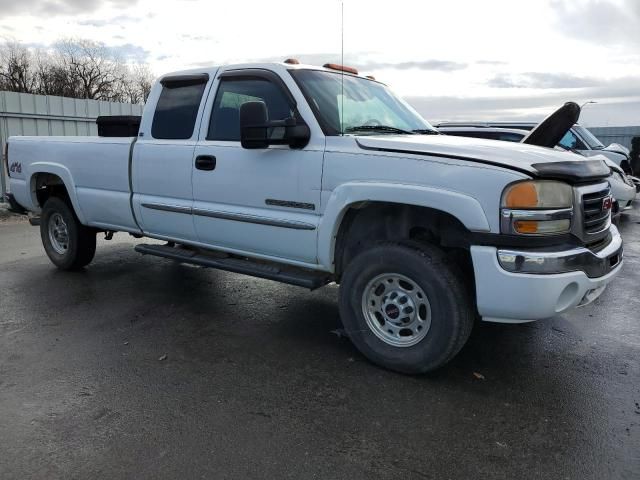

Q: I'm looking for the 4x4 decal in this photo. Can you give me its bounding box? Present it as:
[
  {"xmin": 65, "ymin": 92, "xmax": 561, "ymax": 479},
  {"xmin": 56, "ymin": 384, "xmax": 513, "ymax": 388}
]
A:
[{"xmin": 9, "ymin": 162, "xmax": 22, "ymax": 174}]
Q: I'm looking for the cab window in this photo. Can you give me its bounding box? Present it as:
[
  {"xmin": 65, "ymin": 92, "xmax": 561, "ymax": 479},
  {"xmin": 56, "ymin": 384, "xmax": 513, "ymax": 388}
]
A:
[
  {"xmin": 207, "ymin": 78, "xmax": 294, "ymax": 141},
  {"xmin": 152, "ymin": 78, "xmax": 207, "ymax": 140}
]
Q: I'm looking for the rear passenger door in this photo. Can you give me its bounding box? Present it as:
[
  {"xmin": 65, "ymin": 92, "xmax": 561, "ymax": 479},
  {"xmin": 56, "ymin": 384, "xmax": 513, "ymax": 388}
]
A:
[
  {"xmin": 132, "ymin": 73, "xmax": 213, "ymax": 242},
  {"xmin": 191, "ymin": 69, "xmax": 323, "ymax": 264}
]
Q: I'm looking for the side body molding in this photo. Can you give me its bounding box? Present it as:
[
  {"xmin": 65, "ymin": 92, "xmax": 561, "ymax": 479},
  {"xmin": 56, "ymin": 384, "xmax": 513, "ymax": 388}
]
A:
[
  {"xmin": 316, "ymin": 182, "xmax": 491, "ymax": 271},
  {"xmin": 27, "ymin": 162, "xmax": 86, "ymax": 223}
]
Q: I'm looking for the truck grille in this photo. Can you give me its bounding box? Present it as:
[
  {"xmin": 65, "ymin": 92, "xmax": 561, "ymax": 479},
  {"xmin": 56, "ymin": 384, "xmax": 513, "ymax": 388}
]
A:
[{"xmin": 582, "ymin": 186, "xmax": 611, "ymax": 234}]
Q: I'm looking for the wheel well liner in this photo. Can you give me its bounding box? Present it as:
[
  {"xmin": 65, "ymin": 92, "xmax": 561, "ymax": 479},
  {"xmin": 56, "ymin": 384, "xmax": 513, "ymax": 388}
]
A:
[
  {"xmin": 32, "ymin": 173, "xmax": 70, "ymax": 208},
  {"xmin": 334, "ymin": 202, "xmax": 473, "ymax": 277}
]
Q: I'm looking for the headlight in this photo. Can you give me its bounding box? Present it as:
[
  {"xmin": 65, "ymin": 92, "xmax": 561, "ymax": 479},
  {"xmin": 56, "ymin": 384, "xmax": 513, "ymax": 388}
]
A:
[
  {"xmin": 501, "ymin": 180, "xmax": 573, "ymax": 235},
  {"xmin": 609, "ymin": 169, "xmax": 635, "ymax": 188}
]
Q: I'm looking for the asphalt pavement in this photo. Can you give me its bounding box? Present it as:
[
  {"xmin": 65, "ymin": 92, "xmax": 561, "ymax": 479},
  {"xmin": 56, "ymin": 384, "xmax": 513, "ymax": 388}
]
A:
[{"xmin": 0, "ymin": 212, "xmax": 639, "ymax": 479}]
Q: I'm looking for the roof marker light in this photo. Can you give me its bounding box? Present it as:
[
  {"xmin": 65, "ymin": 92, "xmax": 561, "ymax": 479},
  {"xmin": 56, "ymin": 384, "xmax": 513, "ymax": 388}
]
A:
[
  {"xmin": 284, "ymin": 58, "xmax": 300, "ymax": 65},
  {"xmin": 323, "ymin": 63, "xmax": 358, "ymax": 75}
]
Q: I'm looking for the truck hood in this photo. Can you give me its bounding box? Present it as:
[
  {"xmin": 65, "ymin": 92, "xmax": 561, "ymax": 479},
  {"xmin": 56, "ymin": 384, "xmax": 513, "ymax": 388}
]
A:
[{"xmin": 355, "ymin": 133, "xmax": 610, "ymax": 184}]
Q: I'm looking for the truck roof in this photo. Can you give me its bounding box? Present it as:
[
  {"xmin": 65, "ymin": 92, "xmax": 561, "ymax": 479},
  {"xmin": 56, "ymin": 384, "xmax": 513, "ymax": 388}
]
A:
[{"xmin": 158, "ymin": 61, "xmax": 382, "ymax": 84}]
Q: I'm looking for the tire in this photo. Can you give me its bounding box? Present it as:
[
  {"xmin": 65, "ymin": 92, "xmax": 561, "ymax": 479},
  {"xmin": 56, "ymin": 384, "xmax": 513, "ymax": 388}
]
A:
[
  {"xmin": 40, "ymin": 197, "xmax": 96, "ymax": 270},
  {"xmin": 338, "ymin": 242, "xmax": 474, "ymax": 374}
]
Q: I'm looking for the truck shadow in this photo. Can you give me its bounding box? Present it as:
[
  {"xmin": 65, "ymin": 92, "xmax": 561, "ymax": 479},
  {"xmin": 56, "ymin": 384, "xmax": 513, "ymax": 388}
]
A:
[{"xmin": 5, "ymin": 242, "xmax": 612, "ymax": 390}]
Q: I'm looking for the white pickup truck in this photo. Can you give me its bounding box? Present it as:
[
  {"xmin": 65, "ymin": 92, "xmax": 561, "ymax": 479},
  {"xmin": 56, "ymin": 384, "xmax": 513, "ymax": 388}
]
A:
[{"xmin": 4, "ymin": 60, "xmax": 623, "ymax": 373}]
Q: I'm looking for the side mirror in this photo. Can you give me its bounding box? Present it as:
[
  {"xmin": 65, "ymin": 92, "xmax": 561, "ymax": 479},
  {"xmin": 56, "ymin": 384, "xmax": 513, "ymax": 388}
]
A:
[
  {"xmin": 240, "ymin": 100, "xmax": 311, "ymax": 150},
  {"xmin": 240, "ymin": 101, "xmax": 269, "ymax": 149},
  {"xmin": 286, "ymin": 124, "xmax": 311, "ymax": 149}
]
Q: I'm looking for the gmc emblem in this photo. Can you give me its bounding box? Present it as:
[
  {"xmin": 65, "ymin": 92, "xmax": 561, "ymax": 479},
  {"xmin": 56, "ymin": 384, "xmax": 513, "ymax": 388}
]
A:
[{"xmin": 602, "ymin": 196, "xmax": 613, "ymax": 211}]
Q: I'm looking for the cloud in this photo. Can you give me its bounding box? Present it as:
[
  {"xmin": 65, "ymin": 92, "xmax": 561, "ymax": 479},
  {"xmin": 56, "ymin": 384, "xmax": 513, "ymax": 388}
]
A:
[
  {"xmin": 77, "ymin": 15, "xmax": 139, "ymax": 27},
  {"xmin": 252, "ymin": 52, "xmax": 349, "ymax": 66},
  {"xmin": 406, "ymin": 75, "xmax": 640, "ymax": 125},
  {"xmin": 180, "ymin": 34, "xmax": 217, "ymax": 42},
  {"xmin": 476, "ymin": 60, "xmax": 508, "ymax": 66},
  {"xmin": 488, "ymin": 72, "xmax": 601, "ymax": 89},
  {"xmin": 247, "ymin": 52, "xmax": 467, "ymax": 72},
  {"xmin": 0, "ymin": 0, "xmax": 139, "ymax": 17},
  {"xmin": 551, "ymin": 0, "xmax": 640, "ymax": 47},
  {"xmin": 110, "ymin": 43, "xmax": 150, "ymax": 62},
  {"xmin": 356, "ymin": 60, "xmax": 467, "ymax": 72}
]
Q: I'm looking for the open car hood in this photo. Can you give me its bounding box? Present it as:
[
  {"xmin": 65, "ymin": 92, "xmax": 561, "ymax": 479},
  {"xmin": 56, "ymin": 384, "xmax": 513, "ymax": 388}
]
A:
[{"xmin": 521, "ymin": 102, "xmax": 581, "ymax": 148}]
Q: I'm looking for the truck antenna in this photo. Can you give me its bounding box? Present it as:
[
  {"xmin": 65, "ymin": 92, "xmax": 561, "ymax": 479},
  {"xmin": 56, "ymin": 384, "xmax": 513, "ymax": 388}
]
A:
[{"xmin": 340, "ymin": 0, "xmax": 344, "ymax": 136}]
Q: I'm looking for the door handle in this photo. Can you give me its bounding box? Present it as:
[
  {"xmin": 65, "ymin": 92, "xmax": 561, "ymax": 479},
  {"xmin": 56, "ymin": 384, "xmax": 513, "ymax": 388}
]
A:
[{"xmin": 195, "ymin": 155, "xmax": 216, "ymax": 171}]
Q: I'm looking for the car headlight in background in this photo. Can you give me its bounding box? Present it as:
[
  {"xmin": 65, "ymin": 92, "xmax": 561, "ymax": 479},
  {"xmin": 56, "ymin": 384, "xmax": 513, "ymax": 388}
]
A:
[
  {"xmin": 610, "ymin": 168, "xmax": 635, "ymax": 188},
  {"xmin": 501, "ymin": 180, "xmax": 573, "ymax": 235}
]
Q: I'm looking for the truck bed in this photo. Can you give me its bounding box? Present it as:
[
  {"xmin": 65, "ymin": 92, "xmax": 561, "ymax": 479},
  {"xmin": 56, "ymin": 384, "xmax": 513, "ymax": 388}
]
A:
[{"xmin": 8, "ymin": 136, "xmax": 139, "ymax": 231}]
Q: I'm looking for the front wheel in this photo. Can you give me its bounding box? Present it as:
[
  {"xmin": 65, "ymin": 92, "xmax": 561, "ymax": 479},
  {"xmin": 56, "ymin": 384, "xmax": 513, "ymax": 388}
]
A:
[
  {"xmin": 40, "ymin": 197, "xmax": 96, "ymax": 270},
  {"xmin": 338, "ymin": 243, "xmax": 474, "ymax": 374}
]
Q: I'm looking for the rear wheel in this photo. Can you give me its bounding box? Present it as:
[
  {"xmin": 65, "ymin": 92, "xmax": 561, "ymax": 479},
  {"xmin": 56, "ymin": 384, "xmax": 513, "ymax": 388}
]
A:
[
  {"xmin": 40, "ymin": 197, "xmax": 96, "ymax": 270},
  {"xmin": 338, "ymin": 242, "xmax": 474, "ymax": 374}
]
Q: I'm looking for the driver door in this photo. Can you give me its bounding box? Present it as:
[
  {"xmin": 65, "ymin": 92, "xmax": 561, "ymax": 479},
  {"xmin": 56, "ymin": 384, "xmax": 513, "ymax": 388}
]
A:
[{"xmin": 191, "ymin": 70, "xmax": 323, "ymax": 264}]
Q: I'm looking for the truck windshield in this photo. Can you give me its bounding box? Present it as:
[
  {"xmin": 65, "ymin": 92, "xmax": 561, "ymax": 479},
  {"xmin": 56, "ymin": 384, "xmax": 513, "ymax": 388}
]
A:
[
  {"xmin": 573, "ymin": 125, "xmax": 605, "ymax": 150},
  {"xmin": 290, "ymin": 69, "xmax": 435, "ymax": 136}
]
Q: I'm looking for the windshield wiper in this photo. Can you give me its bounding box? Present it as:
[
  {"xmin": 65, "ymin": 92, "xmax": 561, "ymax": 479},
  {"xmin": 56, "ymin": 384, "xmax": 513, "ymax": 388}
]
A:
[
  {"xmin": 345, "ymin": 125, "xmax": 414, "ymax": 135},
  {"xmin": 411, "ymin": 129, "xmax": 440, "ymax": 135}
]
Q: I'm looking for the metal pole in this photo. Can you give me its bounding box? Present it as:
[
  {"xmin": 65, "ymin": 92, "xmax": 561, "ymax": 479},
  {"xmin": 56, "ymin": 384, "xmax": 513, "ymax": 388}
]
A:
[{"xmin": 1, "ymin": 118, "xmax": 6, "ymax": 201}]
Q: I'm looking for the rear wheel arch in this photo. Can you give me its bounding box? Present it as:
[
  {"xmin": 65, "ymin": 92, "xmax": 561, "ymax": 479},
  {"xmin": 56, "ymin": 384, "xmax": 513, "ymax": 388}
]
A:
[
  {"xmin": 29, "ymin": 169, "xmax": 84, "ymax": 223},
  {"xmin": 32, "ymin": 172, "xmax": 68, "ymax": 206}
]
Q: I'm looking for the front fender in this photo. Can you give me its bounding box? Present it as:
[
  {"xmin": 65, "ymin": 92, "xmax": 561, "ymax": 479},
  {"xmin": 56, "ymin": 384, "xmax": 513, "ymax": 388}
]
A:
[
  {"xmin": 27, "ymin": 162, "xmax": 86, "ymax": 224},
  {"xmin": 317, "ymin": 182, "xmax": 491, "ymax": 270}
]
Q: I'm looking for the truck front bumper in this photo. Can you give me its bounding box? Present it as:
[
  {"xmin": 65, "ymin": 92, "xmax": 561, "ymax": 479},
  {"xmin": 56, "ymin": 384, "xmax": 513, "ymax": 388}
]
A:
[{"xmin": 471, "ymin": 225, "xmax": 623, "ymax": 323}]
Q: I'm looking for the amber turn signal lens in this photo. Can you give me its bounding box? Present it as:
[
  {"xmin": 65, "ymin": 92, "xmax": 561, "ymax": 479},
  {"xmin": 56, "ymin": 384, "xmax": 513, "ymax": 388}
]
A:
[
  {"xmin": 513, "ymin": 220, "xmax": 539, "ymax": 234},
  {"xmin": 513, "ymin": 219, "xmax": 571, "ymax": 235},
  {"xmin": 504, "ymin": 182, "xmax": 538, "ymax": 208}
]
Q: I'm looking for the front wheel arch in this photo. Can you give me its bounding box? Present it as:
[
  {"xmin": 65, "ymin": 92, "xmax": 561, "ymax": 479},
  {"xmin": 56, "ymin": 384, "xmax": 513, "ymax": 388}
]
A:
[{"xmin": 332, "ymin": 202, "xmax": 474, "ymax": 280}]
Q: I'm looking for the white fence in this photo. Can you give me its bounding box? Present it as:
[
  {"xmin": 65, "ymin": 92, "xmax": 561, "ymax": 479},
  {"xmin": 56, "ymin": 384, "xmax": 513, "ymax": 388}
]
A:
[{"xmin": 1, "ymin": 91, "xmax": 143, "ymax": 198}]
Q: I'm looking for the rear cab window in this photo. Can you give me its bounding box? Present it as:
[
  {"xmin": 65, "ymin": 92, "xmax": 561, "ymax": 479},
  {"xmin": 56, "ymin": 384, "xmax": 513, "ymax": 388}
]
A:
[{"xmin": 151, "ymin": 74, "xmax": 209, "ymax": 140}]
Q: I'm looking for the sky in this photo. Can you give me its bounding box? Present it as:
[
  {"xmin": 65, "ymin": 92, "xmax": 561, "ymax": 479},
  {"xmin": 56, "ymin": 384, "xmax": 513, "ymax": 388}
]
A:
[{"xmin": 0, "ymin": 0, "xmax": 639, "ymax": 126}]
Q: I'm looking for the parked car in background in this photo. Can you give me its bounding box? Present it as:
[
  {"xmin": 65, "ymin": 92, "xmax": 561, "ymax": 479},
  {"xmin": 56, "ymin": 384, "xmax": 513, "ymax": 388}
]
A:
[
  {"xmin": 436, "ymin": 121, "xmax": 634, "ymax": 174},
  {"xmin": 438, "ymin": 125, "xmax": 636, "ymax": 216}
]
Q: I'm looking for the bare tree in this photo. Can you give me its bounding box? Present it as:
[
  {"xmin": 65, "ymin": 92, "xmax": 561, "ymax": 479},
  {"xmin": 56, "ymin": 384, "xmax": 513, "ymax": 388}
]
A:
[
  {"xmin": 54, "ymin": 39, "xmax": 126, "ymax": 101},
  {"xmin": 33, "ymin": 50, "xmax": 75, "ymax": 97},
  {"xmin": 0, "ymin": 41, "xmax": 38, "ymax": 93},
  {"xmin": 132, "ymin": 64, "xmax": 154, "ymax": 103},
  {"xmin": 121, "ymin": 64, "xmax": 154, "ymax": 104},
  {"xmin": 0, "ymin": 38, "xmax": 153, "ymax": 104}
]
